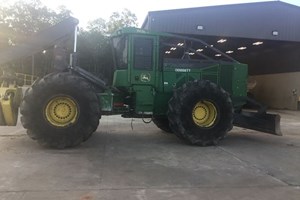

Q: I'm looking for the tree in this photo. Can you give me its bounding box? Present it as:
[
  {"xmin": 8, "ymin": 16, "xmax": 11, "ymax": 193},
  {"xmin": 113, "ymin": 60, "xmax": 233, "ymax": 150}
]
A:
[
  {"xmin": 86, "ymin": 18, "xmax": 107, "ymax": 34},
  {"xmin": 77, "ymin": 25, "xmax": 112, "ymax": 80},
  {"xmin": 106, "ymin": 9, "xmax": 138, "ymax": 34}
]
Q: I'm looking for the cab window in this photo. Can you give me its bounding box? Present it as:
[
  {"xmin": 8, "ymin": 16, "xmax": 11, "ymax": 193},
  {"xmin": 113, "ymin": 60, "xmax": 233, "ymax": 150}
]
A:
[
  {"xmin": 133, "ymin": 37, "xmax": 153, "ymax": 70},
  {"xmin": 112, "ymin": 36, "xmax": 128, "ymax": 69}
]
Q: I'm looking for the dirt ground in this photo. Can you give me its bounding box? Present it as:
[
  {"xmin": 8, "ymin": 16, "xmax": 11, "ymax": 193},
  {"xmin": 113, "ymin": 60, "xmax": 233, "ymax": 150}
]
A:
[{"xmin": 0, "ymin": 110, "xmax": 299, "ymax": 200}]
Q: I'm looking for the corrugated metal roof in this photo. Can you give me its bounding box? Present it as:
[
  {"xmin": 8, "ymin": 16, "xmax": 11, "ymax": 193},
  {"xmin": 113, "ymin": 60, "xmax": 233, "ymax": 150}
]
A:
[{"xmin": 142, "ymin": 1, "xmax": 300, "ymax": 42}]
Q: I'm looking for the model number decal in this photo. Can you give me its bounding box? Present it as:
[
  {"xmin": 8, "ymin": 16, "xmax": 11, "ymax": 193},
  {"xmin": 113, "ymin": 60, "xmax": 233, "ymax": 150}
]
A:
[{"xmin": 175, "ymin": 68, "xmax": 191, "ymax": 72}]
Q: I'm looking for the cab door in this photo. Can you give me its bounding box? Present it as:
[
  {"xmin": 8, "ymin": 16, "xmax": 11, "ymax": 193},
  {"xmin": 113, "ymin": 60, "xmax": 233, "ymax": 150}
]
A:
[{"xmin": 130, "ymin": 35, "xmax": 156, "ymax": 113}]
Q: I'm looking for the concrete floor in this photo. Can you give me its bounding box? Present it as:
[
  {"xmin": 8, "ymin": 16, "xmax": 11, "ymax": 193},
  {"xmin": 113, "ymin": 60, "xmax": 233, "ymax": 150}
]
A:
[{"xmin": 0, "ymin": 110, "xmax": 300, "ymax": 200}]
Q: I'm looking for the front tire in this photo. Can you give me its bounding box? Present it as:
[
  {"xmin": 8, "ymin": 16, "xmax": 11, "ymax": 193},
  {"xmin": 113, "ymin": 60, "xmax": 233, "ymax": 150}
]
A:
[
  {"xmin": 20, "ymin": 72, "xmax": 101, "ymax": 148},
  {"xmin": 168, "ymin": 80, "xmax": 233, "ymax": 146}
]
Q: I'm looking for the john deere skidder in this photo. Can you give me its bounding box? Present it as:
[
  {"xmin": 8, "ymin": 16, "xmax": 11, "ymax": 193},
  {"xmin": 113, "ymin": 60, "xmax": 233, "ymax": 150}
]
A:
[{"xmin": 0, "ymin": 17, "xmax": 281, "ymax": 148}]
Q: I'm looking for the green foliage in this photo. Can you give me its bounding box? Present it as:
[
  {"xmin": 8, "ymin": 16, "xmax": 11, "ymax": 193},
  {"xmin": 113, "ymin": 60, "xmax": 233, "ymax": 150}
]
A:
[
  {"xmin": 77, "ymin": 27, "xmax": 112, "ymax": 82},
  {"xmin": 106, "ymin": 9, "xmax": 138, "ymax": 34},
  {"xmin": 86, "ymin": 18, "xmax": 107, "ymax": 34}
]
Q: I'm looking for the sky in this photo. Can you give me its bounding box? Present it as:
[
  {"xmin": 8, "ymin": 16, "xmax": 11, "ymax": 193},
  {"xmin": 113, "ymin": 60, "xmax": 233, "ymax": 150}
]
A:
[{"xmin": 1, "ymin": 0, "xmax": 300, "ymax": 27}]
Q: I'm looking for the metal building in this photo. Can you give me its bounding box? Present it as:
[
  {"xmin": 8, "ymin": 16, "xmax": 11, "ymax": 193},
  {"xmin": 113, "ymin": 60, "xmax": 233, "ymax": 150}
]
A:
[{"xmin": 142, "ymin": 1, "xmax": 300, "ymax": 110}]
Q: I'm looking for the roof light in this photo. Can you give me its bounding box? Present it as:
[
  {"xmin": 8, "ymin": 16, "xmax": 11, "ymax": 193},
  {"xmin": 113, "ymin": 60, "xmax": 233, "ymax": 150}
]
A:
[
  {"xmin": 238, "ymin": 47, "xmax": 247, "ymax": 50},
  {"xmin": 253, "ymin": 41, "xmax": 263, "ymax": 46},
  {"xmin": 197, "ymin": 25, "xmax": 204, "ymax": 30},
  {"xmin": 272, "ymin": 31, "xmax": 279, "ymax": 36},
  {"xmin": 196, "ymin": 49, "xmax": 203, "ymax": 52},
  {"xmin": 226, "ymin": 50, "xmax": 234, "ymax": 54},
  {"xmin": 165, "ymin": 51, "xmax": 171, "ymax": 54},
  {"xmin": 177, "ymin": 43, "xmax": 184, "ymax": 46},
  {"xmin": 170, "ymin": 47, "xmax": 177, "ymax": 50},
  {"xmin": 217, "ymin": 39, "xmax": 227, "ymax": 43},
  {"xmin": 215, "ymin": 54, "xmax": 222, "ymax": 57}
]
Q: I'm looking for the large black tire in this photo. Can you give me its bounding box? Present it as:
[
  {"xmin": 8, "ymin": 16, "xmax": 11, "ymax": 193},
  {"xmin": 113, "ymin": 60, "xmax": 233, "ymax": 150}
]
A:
[
  {"xmin": 168, "ymin": 80, "xmax": 233, "ymax": 146},
  {"xmin": 20, "ymin": 72, "xmax": 101, "ymax": 148},
  {"xmin": 152, "ymin": 117, "xmax": 173, "ymax": 133}
]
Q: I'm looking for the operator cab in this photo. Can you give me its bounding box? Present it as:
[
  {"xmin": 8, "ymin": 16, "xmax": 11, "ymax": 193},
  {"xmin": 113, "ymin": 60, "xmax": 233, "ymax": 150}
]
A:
[
  {"xmin": 111, "ymin": 28, "xmax": 238, "ymax": 87},
  {"xmin": 111, "ymin": 28, "xmax": 158, "ymax": 113}
]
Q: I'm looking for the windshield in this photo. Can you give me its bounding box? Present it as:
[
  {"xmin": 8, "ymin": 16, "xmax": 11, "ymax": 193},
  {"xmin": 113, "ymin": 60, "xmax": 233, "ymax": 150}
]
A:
[{"xmin": 112, "ymin": 36, "xmax": 128, "ymax": 69}]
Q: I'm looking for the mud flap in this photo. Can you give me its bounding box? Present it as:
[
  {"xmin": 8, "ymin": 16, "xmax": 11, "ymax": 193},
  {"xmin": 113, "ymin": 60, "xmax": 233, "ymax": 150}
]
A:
[{"xmin": 233, "ymin": 111, "xmax": 282, "ymax": 136}]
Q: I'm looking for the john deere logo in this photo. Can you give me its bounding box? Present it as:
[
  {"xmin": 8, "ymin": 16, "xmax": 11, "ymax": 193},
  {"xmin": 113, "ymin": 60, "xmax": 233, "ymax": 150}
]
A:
[{"xmin": 140, "ymin": 73, "xmax": 151, "ymax": 82}]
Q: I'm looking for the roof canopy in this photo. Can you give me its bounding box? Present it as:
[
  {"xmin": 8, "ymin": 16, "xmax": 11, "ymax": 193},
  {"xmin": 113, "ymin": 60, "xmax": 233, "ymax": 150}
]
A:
[
  {"xmin": 142, "ymin": 2, "xmax": 300, "ymax": 75},
  {"xmin": 142, "ymin": 1, "xmax": 300, "ymax": 42}
]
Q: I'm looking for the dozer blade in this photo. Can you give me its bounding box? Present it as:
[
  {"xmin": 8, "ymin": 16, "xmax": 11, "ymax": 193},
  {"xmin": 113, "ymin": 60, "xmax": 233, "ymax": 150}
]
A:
[{"xmin": 233, "ymin": 111, "xmax": 282, "ymax": 136}]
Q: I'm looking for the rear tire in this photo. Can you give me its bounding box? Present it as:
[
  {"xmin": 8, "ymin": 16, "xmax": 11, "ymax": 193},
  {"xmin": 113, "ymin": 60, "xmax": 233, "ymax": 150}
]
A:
[
  {"xmin": 168, "ymin": 80, "xmax": 233, "ymax": 146},
  {"xmin": 153, "ymin": 117, "xmax": 173, "ymax": 133},
  {"xmin": 20, "ymin": 72, "xmax": 101, "ymax": 149}
]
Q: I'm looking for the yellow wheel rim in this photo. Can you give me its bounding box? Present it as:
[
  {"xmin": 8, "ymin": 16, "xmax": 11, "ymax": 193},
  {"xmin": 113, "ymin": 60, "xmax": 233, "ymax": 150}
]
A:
[
  {"xmin": 44, "ymin": 96, "xmax": 78, "ymax": 127},
  {"xmin": 192, "ymin": 100, "xmax": 217, "ymax": 128}
]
